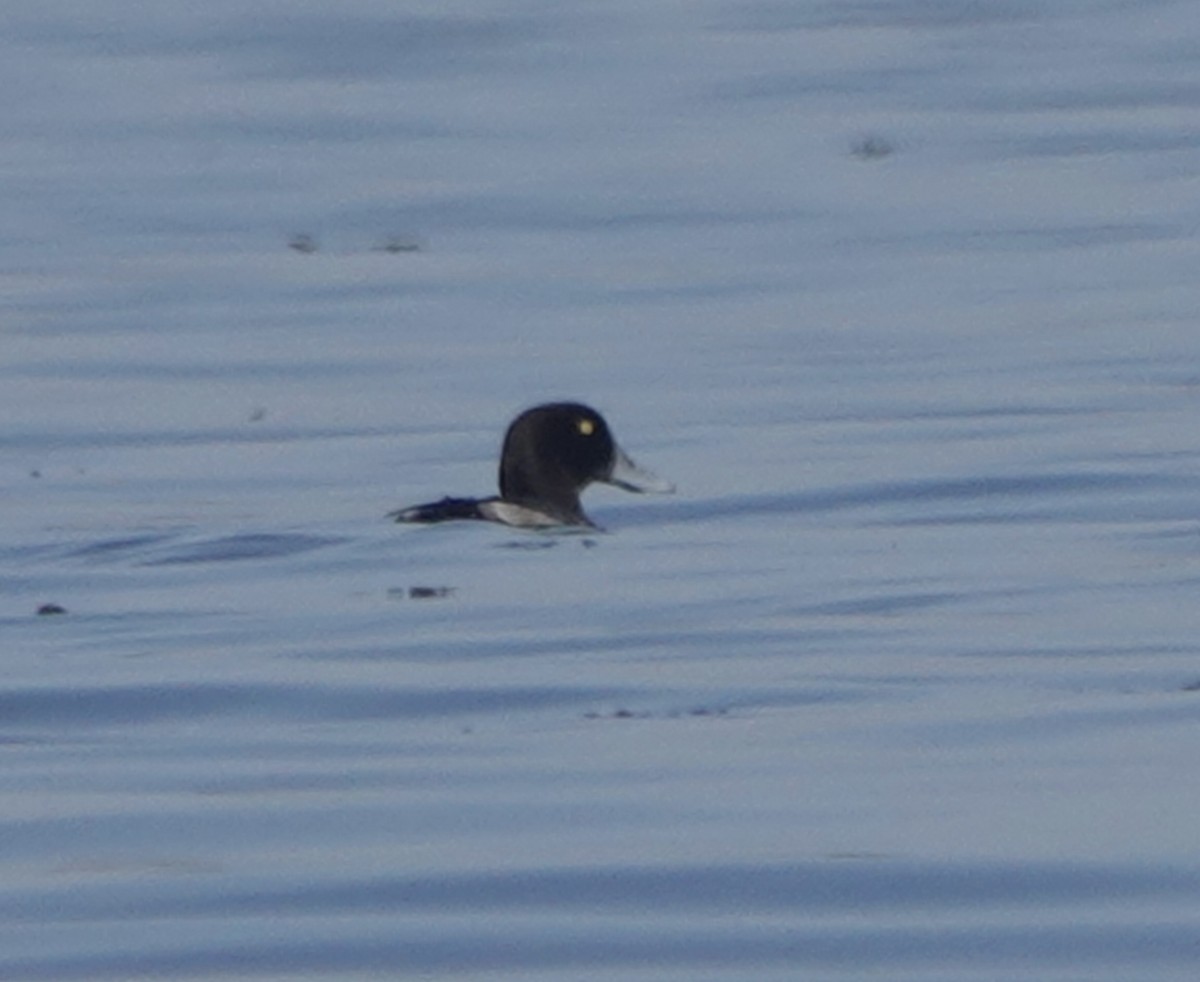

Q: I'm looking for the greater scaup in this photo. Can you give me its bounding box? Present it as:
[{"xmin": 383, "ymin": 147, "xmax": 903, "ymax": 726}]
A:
[{"xmin": 390, "ymin": 402, "xmax": 673, "ymax": 529}]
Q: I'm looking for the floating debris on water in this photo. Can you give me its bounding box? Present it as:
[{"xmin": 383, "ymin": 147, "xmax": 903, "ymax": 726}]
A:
[
  {"xmin": 373, "ymin": 236, "xmax": 422, "ymax": 254},
  {"xmin": 387, "ymin": 586, "xmax": 456, "ymax": 601},
  {"xmin": 850, "ymin": 134, "xmax": 895, "ymax": 160},
  {"xmin": 585, "ymin": 705, "xmax": 729, "ymax": 721}
]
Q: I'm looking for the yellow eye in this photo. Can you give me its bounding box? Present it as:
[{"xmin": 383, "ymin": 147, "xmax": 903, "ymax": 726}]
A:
[{"xmin": 578, "ymin": 418, "xmax": 595, "ymax": 436}]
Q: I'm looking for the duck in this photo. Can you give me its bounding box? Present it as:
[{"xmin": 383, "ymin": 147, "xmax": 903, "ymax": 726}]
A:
[{"xmin": 389, "ymin": 402, "xmax": 673, "ymax": 528}]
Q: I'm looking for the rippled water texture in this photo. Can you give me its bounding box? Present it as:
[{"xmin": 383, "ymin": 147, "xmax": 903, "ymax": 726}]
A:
[{"xmin": 4, "ymin": 1, "xmax": 1200, "ymax": 979}]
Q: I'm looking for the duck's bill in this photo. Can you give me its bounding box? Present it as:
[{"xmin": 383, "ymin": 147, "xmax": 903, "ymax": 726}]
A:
[{"xmin": 606, "ymin": 447, "xmax": 675, "ymax": 494}]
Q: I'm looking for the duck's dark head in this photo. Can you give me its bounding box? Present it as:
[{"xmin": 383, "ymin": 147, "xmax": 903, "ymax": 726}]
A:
[{"xmin": 498, "ymin": 402, "xmax": 672, "ymax": 525}]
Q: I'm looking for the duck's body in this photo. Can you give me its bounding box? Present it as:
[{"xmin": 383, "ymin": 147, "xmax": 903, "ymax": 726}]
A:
[{"xmin": 390, "ymin": 402, "xmax": 673, "ymax": 529}]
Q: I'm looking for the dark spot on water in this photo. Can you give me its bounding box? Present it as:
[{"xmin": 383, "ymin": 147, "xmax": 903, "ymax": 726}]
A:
[
  {"xmin": 373, "ymin": 236, "xmax": 422, "ymax": 253},
  {"xmin": 851, "ymin": 134, "xmax": 895, "ymax": 160},
  {"xmin": 36, "ymin": 603, "xmax": 67, "ymax": 616},
  {"xmin": 585, "ymin": 705, "xmax": 728, "ymax": 721},
  {"xmin": 1182, "ymin": 680, "xmax": 1200, "ymax": 692},
  {"xmin": 682, "ymin": 706, "xmax": 729, "ymax": 718},
  {"xmin": 249, "ymin": 407, "xmax": 267, "ymax": 422},
  {"xmin": 408, "ymin": 586, "xmax": 455, "ymax": 600},
  {"xmin": 29, "ymin": 469, "xmax": 41, "ymax": 479},
  {"xmin": 387, "ymin": 586, "xmax": 456, "ymax": 601},
  {"xmin": 288, "ymin": 233, "xmax": 318, "ymax": 254}
]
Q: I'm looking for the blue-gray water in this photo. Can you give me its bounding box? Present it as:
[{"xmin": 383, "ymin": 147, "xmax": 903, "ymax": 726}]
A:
[{"xmin": 4, "ymin": 2, "xmax": 1200, "ymax": 979}]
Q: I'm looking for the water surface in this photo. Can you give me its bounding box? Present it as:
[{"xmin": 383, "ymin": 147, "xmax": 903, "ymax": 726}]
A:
[{"xmin": 4, "ymin": 1, "xmax": 1200, "ymax": 979}]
